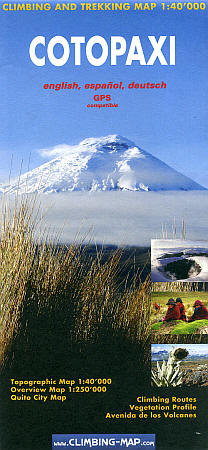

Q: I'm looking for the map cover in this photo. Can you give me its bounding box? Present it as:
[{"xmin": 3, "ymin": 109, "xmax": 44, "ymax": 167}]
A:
[{"xmin": 0, "ymin": 1, "xmax": 208, "ymax": 449}]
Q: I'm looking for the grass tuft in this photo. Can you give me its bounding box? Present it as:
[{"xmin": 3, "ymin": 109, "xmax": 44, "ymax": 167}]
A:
[
  {"xmin": 0, "ymin": 194, "xmax": 151, "ymax": 374},
  {"xmin": 151, "ymin": 322, "xmax": 164, "ymax": 331},
  {"xmin": 171, "ymin": 319, "xmax": 208, "ymax": 335}
]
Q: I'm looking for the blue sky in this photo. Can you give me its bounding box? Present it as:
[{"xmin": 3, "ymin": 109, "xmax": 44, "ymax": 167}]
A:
[{"xmin": 0, "ymin": 5, "xmax": 208, "ymax": 185}]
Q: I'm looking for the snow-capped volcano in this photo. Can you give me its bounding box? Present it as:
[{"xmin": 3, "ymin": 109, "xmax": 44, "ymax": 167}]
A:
[{"xmin": 4, "ymin": 135, "xmax": 205, "ymax": 193}]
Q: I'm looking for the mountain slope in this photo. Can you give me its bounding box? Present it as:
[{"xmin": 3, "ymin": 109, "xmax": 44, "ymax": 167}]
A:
[{"xmin": 4, "ymin": 135, "xmax": 205, "ymax": 193}]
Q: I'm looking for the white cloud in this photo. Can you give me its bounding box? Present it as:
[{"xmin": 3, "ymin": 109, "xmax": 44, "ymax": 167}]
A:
[
  {"xmin": 39, "ymin": 144, "xmax": 78, "ymax": 158},
  {"xmin": 2, "ymin": 191, "xmax": 208, "ymax": 247},
  {"xmin": 37, "ymin": 191, "xmax": 208, "ymax": 246},
  {"xmin": 151, "ymin": 346, "xmax": 165, "ymax": 353}
]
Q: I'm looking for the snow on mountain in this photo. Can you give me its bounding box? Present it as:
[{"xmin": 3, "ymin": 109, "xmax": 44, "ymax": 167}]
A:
[
  {"xmin": 151, "ymin": 239, "xmax": 208, "ymax": 282},
  {"xmin": 151, "ymin": 351, "xmax": 169, "ymax": 361},
  {"xmin": 3, "ymin": 135, "xmax": 206, "ymax": 194},
  {"xmin": 151, "ymin": 345, "xmax": 208, "ymax": 361}
]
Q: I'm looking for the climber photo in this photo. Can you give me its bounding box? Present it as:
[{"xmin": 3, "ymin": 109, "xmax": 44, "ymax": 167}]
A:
[{"xmin": 151, "ymin": 282, "xmax": 208, "ymax": 335}]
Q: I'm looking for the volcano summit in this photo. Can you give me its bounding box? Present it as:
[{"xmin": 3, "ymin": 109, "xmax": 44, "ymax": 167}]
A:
[{"xmin": 4, "ymin": 135, "xmax": 205, "ymax": 194}]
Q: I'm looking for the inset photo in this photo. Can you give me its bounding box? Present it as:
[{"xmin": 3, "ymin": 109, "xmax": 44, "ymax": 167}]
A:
[
  {"xmin": 151, "ymin": 344, "xmax": 208, "ymax": 387},
  {"xmin": 151, "ymin": 239, "xmax": 208, "ymax": 282},
  {"xmin": 151, "ymin": 283, "xmax": 208, "ymax": 335}
]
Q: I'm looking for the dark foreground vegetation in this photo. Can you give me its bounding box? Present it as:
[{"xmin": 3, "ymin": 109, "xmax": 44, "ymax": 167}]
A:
[
  {"xmin": 0, "ymin": 195, "xmax": 153, "ymax": 450},
  {"xmin": 0, "ymin": 196, "xmax": 207, "ymax": 450},
  {"xmin": 0, "ymin": 195, "xmax": 151, "ymax": 376}
]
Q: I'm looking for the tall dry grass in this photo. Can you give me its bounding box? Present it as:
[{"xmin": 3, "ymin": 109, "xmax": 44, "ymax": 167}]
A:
[
  {"xmin": 152, "ymin": 281, "xmax": 204, "ymax": 292},
  {"xmin": 0, "ymin": 194, "xmax": 151, "ymax": 374}
]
